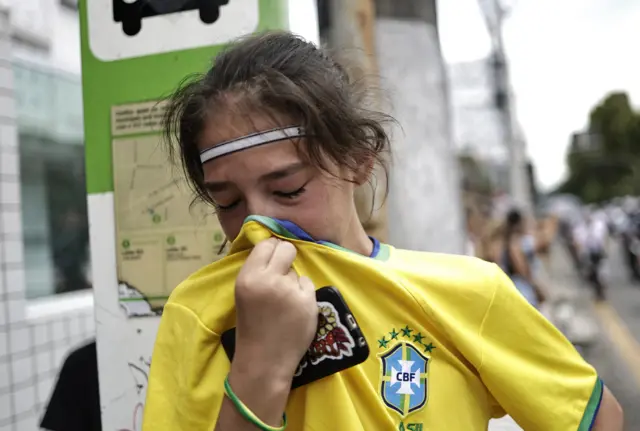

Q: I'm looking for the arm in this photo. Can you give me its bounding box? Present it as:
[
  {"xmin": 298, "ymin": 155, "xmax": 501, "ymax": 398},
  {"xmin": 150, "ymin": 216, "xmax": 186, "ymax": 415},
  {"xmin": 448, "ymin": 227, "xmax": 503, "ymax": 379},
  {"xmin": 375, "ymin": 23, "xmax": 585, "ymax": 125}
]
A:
[
  {"xmin": 509, "ymin": 242, "xmax": 532, "ymax": 282},
  {"xmin": 534, "ymin": 224, "xmax": 552, "ymax": 254},
  {"xmin": 592, "ymin": 385, "xmax": 624, "ymax": 431},
  {"xmin": 509, "ymin": 242, "xmax": 546, "ymax": 302},
  {"xmin": 216, "ymin": 239, "xmax": 317, "ymax": 430},
  {"xmin": 144, "ymin": 307, "xmax": 294, "ymax": 431},
  {"xmin": 214, "ymin": 360, "xmax": 291, "ymax": 431}
]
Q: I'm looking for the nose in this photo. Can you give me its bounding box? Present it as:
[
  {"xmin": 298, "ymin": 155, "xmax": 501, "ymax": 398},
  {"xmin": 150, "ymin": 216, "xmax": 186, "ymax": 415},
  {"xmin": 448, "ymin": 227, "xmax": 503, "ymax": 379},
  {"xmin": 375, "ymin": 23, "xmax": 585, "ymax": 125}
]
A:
[{"xmin": 245, "ymin": 195, "xmax": 274, "ymax": 219}]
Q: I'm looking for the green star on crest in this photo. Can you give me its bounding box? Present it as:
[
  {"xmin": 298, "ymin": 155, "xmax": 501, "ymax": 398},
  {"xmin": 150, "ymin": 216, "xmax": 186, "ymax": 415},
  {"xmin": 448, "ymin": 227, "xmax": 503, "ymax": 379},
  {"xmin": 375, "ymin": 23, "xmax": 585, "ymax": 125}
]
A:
[
  {"xmin": 401, "ymin": 325, "xmax": 413, "ymax": 338},
  {"xmin": 389, "ymin": 329, "xmax": 399, "ymax": 340},
  {"xmin": 378, "ymin": 336, "xmax": 389, "ymax": 349},
  {"xmin": 424, "ymin": 342, "xmax": 436, "ymax": 353},
  {"xmin": 413, "ymin": 332, "xmax": 425, "ymax": 344}
]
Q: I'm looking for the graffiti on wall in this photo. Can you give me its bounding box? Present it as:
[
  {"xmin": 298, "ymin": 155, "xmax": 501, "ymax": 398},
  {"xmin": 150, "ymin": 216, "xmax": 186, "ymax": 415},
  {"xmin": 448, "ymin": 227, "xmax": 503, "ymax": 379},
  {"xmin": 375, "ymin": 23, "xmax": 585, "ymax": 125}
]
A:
[{"xmin": 119, "ymin": 355, "xmax": 151, "ymax": 431}]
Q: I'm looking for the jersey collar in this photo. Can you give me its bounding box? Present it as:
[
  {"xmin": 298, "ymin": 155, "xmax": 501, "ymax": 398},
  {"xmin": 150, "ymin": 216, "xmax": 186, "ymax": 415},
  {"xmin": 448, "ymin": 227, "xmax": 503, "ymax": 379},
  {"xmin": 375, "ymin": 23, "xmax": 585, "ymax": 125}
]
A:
[{"xmin": 241, "ymin": 215, "xmax": 390, "ymax": 261}]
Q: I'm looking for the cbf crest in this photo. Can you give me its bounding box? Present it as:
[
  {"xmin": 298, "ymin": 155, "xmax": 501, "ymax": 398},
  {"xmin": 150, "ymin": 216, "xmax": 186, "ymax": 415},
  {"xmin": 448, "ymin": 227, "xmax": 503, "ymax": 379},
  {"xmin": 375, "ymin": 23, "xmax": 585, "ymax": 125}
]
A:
[{"xmin": 378, "ymin": 326, "xmax": 435, "ymax": 419}]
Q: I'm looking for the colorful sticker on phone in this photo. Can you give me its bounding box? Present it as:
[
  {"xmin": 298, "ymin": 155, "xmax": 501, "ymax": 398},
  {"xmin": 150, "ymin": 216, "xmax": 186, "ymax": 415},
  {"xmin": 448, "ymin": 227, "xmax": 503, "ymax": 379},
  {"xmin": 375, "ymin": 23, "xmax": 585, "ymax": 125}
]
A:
[{"xmin": 294, "ymin": 302, "xmax": 356, "ymax": 376}]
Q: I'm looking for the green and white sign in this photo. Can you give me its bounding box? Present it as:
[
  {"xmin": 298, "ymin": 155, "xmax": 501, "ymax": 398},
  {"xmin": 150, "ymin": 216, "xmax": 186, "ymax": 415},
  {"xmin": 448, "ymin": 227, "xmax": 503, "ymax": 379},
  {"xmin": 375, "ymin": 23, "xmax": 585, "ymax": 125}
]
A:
[{"xmin": 79, "ymin": 0, "xmax": 289, "ymax": 428}]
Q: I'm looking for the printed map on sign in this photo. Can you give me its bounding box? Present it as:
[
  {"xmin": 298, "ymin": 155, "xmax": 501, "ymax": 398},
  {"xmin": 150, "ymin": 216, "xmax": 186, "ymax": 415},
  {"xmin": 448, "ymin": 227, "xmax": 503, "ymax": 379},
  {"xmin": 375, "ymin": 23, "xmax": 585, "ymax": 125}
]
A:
[{"xmin": 111, "ymin": 101, "xmax": 225, "ymax": 317}]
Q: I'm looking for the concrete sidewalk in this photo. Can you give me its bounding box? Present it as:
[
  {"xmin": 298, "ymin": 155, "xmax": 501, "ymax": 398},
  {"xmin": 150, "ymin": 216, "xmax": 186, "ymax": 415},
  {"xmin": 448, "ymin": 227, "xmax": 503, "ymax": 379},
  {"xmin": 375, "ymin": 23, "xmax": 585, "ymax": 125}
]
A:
[{"xmin": 538, "ymin": 244, "xmax": 599, "ymax": 347}]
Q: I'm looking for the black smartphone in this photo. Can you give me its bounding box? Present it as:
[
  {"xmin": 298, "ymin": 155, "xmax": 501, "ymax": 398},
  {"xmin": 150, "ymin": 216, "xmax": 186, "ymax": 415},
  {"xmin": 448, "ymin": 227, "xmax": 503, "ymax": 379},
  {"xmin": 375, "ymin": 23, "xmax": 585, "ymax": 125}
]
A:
[{"xmin": 221, "ymin": 286, "xmax": 369, "ymax": 389}]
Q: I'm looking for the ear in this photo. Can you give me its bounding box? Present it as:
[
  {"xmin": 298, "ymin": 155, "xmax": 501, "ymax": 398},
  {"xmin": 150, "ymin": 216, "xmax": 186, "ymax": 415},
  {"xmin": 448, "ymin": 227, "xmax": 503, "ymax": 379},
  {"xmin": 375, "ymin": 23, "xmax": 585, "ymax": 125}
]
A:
[{"xmin": 353, "ymin": 156, "xmax": 375, "ymax": 186}]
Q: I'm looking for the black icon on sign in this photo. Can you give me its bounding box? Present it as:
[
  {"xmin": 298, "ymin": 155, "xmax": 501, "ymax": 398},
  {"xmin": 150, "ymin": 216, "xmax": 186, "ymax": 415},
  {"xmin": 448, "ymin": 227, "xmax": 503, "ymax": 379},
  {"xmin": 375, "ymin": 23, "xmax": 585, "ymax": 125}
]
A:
[{"xmin": 113, "ymin": 0, "xmax": 230, "ymax": 37}]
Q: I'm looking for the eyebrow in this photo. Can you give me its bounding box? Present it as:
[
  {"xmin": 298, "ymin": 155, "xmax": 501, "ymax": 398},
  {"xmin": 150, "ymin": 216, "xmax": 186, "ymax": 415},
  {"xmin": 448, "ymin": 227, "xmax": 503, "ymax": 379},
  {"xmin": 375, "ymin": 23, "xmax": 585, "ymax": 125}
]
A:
[{"xmin": 203, "ymin": 162, "xmax": 308, "ymax": 192}]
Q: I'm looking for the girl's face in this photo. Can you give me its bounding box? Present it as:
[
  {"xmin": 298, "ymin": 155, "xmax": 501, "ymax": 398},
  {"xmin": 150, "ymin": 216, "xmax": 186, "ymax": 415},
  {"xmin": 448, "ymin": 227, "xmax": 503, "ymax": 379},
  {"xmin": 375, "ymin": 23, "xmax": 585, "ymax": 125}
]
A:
[{"xmin": 198, "ymin": 111, "xmax": 364, "ymax": 245}]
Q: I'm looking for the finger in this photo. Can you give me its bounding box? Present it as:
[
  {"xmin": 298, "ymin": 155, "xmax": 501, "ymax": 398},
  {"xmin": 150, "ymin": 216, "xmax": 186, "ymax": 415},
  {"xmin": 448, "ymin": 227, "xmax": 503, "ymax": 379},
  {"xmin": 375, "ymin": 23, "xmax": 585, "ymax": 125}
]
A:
[
  {"xmin": 268, "ymin": 241, "xmax": 297, "ymax": 274},
  {"xmin": 244, "ymin": 238, "xmax": 278, "ymax": 268},
  {"xmin": 298, "ymin": 275, "xmax": 315, "ymax": 294},
  {"xmin": 284, "ymin": 268, "xmax": 299, "ymax": 285}
]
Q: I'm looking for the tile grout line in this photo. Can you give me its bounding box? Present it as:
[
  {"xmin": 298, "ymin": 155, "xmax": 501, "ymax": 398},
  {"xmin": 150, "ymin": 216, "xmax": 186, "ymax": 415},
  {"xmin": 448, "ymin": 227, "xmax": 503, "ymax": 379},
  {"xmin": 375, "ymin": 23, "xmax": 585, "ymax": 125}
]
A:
[
  {"xmin": 0, "ymin": 38, "xmax": 21, "ymax": 430},
  {"xmin": 0, "ymin": 128, "xmax": 17, "ymax": 431},
  {"xmin": 29, "ymin": 324, "xmax": 39, "ymax": 420},
  {"xmin": 47, "ymin": 317, "xmax": 55, "ymax": 386}
]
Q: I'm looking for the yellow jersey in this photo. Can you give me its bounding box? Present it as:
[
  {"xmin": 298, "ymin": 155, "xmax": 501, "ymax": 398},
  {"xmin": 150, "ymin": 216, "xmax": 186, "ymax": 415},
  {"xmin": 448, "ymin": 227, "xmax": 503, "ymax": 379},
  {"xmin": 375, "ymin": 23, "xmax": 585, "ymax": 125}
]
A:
[{"xmin": 143, "ymin": 216, "xmax": 602, "ymax": 431}]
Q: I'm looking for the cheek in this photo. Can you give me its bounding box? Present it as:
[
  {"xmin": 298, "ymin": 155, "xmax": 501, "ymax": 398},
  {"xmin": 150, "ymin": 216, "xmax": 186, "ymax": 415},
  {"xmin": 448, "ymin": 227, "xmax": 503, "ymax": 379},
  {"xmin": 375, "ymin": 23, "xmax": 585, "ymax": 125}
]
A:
[
  {"xmin": 216, "ymin": 212, "xmax": 245, "ymax": 242},
  {"xmin": 285, "ymin": 183, "xmax": 353, "ymax": 240}
]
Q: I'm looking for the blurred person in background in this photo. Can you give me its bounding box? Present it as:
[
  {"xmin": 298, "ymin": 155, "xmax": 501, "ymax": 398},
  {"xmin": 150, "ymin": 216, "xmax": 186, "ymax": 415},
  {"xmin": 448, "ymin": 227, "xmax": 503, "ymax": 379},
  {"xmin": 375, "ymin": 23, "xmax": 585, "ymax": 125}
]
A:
[
  {"xmin": 559, "ymin": 215, "xmax": 582, "ymax": 272},
  {"xmin": 574, "ymin": 210, "xmax": 609, "ymax": 301},
  {"xmin": 523, "ymin": 217, "xmax": 554, "ymax": 274},
  {"xmin": 621, "ymin": 203, "xmax": 640, "ymax": 282},
  {"xmin": 464, "ymin": 206, "xmax": 484, "ymax": 257},
  {"xmin": 478, "ymin": 209, "xmax": 546, "ymax": 308},
  {"xmin": 533, "ymin": 217, "xmax": 553, "ymax": 269},
  {"xmin": 571, "ymin": 213, "xmax": 589, "ymax": 274}
]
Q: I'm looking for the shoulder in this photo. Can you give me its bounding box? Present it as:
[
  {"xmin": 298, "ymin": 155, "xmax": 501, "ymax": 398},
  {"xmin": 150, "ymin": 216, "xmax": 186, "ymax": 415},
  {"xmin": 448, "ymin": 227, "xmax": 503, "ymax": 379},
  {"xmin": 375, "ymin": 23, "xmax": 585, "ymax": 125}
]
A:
[
  {"xmin": 389, "ymin": 247, "xmax": 500, "ymax": 278},
  {"xmin": 387, "ymin": 247, "xmax": 504, "ymax": 304},
  {"xmin": 385, "ymin": 248, "xmax": 526, "ymax": 364}
]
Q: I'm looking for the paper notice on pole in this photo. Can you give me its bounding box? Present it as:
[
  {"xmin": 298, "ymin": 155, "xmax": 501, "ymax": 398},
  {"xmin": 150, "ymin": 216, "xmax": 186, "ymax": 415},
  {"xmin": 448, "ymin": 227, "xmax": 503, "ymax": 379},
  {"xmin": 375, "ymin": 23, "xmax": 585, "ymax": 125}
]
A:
[{"xmin": 111, "ymin": 101, "xmax": 225, "ymax": 317}]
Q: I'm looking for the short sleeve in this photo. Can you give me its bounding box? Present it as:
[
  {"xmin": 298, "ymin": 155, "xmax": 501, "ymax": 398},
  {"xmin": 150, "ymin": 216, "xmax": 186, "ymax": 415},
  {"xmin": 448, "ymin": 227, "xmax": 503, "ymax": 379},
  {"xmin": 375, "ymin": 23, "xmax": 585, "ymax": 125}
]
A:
[
  {"xmin": 479, "ymin": 265, "xmax": 603, "ymax": 431},
  {"xmin": 143, "ymin": 303, "xmax": 226, "ymax": 431}
]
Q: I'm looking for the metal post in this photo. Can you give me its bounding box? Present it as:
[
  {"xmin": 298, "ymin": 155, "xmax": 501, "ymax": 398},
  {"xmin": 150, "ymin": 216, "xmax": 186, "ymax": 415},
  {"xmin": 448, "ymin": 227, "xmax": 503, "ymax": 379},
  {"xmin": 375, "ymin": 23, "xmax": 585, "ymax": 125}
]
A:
[
  {"xmin": 481, "ymin": 0, "xmax": 532, "ymax": 215},
  {"xmin": 374, "ymin": 0, "xmax": 466, "ymax": 254},
  {"xmin": 328, "ymin": 0, "xmax": 389, "ymax": 242}
]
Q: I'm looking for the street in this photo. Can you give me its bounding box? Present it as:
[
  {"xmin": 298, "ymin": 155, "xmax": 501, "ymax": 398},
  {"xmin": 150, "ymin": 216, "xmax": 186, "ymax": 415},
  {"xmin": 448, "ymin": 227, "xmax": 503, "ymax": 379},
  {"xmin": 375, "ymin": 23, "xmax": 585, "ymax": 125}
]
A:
[{"xmin": 581, "ymin": 240, "xmax": 640, "ymax": 430}]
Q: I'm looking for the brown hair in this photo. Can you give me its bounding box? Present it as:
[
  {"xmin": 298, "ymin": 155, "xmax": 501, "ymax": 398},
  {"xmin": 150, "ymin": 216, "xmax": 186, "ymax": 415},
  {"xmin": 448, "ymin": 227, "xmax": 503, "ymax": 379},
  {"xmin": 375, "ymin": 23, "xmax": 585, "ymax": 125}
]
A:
[{"xmin": 163, "ymin": 30, "xmax": 394, "ymax": 207}]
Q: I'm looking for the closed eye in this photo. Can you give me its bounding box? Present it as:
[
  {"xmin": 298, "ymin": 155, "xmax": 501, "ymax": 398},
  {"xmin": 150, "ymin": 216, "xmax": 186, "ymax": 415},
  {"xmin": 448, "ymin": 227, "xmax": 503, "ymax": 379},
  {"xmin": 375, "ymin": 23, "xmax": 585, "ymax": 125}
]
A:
[
  {"xmin": 215, "ymin": 200, "xmax": 240, "ymax": 212},
  {"xmin": 274, "ymin": 186, "xmax": 306, "ymax": 199}
]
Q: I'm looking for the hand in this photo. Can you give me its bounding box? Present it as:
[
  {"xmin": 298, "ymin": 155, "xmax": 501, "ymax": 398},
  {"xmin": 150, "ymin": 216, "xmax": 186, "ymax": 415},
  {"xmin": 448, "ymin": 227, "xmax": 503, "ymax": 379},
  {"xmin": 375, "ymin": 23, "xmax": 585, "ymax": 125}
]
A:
[{"xmin": 233, "ymin": 238, "xmax": 318, "ymax": 381}]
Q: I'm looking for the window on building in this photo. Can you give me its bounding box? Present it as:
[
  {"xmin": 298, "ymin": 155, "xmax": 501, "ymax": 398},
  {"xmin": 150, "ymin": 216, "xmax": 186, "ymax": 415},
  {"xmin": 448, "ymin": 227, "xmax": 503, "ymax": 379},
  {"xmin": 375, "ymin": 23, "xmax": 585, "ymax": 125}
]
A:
[{"xmin": 13, "ymin": 61, "xmax": 90, "ymax": 299}]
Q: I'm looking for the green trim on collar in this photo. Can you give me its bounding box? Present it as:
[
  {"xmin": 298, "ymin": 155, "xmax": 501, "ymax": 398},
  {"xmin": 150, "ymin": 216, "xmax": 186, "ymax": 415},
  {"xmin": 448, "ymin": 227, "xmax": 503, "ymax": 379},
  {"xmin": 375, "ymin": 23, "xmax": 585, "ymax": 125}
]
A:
[{"xmin": 244, "ymin": 215, "xmax": 390, "ymax": 262}]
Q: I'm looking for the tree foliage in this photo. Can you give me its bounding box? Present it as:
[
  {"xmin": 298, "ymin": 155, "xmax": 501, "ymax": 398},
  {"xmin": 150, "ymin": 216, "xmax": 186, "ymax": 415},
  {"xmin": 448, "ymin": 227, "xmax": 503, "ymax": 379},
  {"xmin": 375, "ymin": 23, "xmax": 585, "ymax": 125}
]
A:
[{"xmin": 555, "ymin": 91, "xmax": 640, "ymax": 203}]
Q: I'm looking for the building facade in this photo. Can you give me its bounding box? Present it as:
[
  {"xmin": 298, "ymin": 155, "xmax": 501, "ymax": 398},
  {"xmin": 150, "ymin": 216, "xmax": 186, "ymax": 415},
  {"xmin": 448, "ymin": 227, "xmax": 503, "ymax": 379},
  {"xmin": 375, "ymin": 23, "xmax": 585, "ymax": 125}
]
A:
[
  {"xmin": 448, "ymin": 57, "xmax": 535, "ymax": 203},
  {"xmin": 0, "ymin": 1, "xmax": 320, "ymax": 429},
  {"xmin": 448, "ymin": 58, "xmax": 507, "ymax": 163},
  {"xmin": 0, "ymin": 1, "xmax": 94, "ymax": 430}
]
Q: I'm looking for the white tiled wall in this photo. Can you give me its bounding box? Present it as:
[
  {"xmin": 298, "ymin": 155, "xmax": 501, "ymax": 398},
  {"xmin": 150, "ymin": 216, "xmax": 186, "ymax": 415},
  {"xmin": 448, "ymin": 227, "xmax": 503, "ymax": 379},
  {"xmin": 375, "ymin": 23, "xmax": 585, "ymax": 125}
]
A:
[{"xmin": 0, "ymin": 8, "xmax": 95, "ymax": 431}]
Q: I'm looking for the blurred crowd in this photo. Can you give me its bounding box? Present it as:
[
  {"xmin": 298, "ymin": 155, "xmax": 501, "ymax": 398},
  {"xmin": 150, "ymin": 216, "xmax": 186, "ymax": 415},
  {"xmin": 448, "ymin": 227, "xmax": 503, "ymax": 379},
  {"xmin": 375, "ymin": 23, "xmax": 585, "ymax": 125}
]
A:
[
  {"xmin": 465, "ymin": 195, "xmax": 640, "ymax": 309},
  {"xmin": 465, "ymin": 204, "xmax": 555, "ymax": 310},
  {"xmin": 558, "ymin": 197, "xmax": 640, "ymax": 297}
]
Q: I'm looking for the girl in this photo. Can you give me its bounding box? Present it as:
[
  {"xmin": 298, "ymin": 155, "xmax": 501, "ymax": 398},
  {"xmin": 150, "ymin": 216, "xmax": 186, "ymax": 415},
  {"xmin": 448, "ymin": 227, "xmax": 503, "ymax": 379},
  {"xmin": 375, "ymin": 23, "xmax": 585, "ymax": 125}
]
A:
[
  {"xmin": 497, "ymin": 209, "xmax": 546, "ymax": 308},
  {"xmin": 143, "ymin": 31, "xmax": 622, "ymax": 430}
]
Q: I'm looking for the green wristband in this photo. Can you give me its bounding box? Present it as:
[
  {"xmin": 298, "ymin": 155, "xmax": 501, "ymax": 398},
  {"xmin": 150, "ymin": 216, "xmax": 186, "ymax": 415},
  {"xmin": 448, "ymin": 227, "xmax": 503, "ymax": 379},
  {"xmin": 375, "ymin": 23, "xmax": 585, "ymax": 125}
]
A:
[{"xmin": 223, "ymin": 375, "xmax": 287, "ymax": 431}]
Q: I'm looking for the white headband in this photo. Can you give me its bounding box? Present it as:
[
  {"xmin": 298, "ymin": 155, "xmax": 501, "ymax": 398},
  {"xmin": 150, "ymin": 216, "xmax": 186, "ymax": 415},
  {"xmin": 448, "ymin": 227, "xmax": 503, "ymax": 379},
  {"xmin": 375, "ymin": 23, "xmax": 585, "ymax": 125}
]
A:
[{"xmin": 199, "ymin": 126, "xmax": 306, "ymax": 164}]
